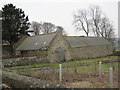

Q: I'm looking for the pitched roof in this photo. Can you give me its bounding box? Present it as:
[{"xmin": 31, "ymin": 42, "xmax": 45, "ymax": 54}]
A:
[
  {"xmin": 64, "ymin": 36, "xmax": 111, "ymax": 48},
  {"xmin": 16, "ymin": 32, "xmax": 57, "ymax": 50},
  {"xmin": 16, "ymin": 31, "xmax": 111, "ymax": 51}
]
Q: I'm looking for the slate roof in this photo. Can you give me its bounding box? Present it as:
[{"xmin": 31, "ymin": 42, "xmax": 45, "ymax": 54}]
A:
[
  {"xmin": 64, "ymin": 36, "xmax": 111, "ymax": 48},
  {"xmin": 16, "ymin": 32, "xmax": 57, "ymax": 50},
  {"xmin": 16, "ymin": 31, "xmax": 111, "ymax": 51}
]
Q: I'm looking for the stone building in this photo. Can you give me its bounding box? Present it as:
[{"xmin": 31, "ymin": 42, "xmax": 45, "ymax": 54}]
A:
[{"xmin": 15, "ymin": 30, "xmax": 113, "ymax": 62}]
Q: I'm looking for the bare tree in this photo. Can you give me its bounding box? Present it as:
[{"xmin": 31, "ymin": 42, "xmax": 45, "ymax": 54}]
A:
[
  {"xmin": 56, "ymin": 26, "xmax": 68, "ymax": 36},
  {"xmin": 89, "ymin": 6, "xmax": 102, "ymax": 37},
  {"xmin": 73, "ymin": 5, "xmax": 115, "ymax": 41},
  {"xmin": 99, "ymin": 17, "xmax": 115, "ymax": 40},
  {"xmin": 73, "ymin": 9, "xmax": 91, "ymax": 36},
  {"xmin": 89, "ymin": 6, "xmax": 115, "ymax": 40},
  {"xmin": 42, "ymin": 22, "xmax": 55, "ymax": 34},
  {"xmin": 31, "ymin": 21, "xmax": 42, "ymax": 35},
  {"xmin": 30, "ymin": 21, "xmax": 68, "ymax": 36}
]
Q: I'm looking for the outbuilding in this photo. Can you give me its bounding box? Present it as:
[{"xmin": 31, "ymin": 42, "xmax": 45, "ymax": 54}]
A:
[{"xmin": 15, "ymin": 29, "xmax": 113, "ymax": 62}]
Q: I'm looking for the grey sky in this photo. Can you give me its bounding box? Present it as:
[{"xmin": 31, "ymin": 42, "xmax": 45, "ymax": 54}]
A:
[{"xmin": 0, "ymin": 0, "xmax": 118, "ymax": 36}]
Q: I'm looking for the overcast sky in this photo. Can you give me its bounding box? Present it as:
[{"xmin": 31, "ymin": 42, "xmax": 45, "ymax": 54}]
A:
[{"xmin": 0, "ymin": 0, "xmax": 118, "ymax": 37}]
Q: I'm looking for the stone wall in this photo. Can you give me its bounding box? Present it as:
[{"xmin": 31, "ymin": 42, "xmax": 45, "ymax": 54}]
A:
[
  {"xmin": 2, "ymin": 45, "xmax": 11, "ymax": 57},
  {"xmin": 3, "ymin": 71, "xmax": 66, "ymax": 88},
  {"xmin": 72, "ymin": 44, "xmax": 113, "ymax": 60},
  {"xmin": 48, "ymin": 31, "xmax": 72, "ymax": 62},
  {"xmin": 27, "ymin": 50, "xmax": 48, "ymax": 57},
  {"xmin": 15, "ymin": 50, "xmax": 48, "ymax": 57},
  {"xmin": 3, "ymin": 56, "xmax": 48, "ymax": 67}
]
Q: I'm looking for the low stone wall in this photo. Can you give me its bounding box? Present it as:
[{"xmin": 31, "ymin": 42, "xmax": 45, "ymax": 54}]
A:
[
  {"xmin": 3, "ymin": 71, "xmax": 66, "ymax": 88},
  {"xmin": 3, "ymin": 56, "xmax": 49, "ymax": 67}
]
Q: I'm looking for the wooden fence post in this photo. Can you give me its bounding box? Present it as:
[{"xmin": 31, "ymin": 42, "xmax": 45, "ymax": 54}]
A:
[
  {"xmin": 0, "ymin": 62, "xmax": 2, "ymax": 69},
  {"xmin": 59, "ymin": 64, "xmax": 62, "ymax": 82},
  {"xmin": 109, "ymin": 67, "xmax": 113, "ymax": 88},
  {"xmin": 74, "ymin": 63, "xmax": 77, "ymax": 74},
  {"xmin": 52, "ymin": 66, "xmax": 55, "ymax": 81},
  {"xmin": 1, "ymin": 62, "xmax": 4, "ymax": 69},
  {"xmin": 99, "ymin": 61, "xmax": 102, "ymax": 78},
  {"xmin": 95, "ymin": 61, "xmax": 97, "ymax": 72}
]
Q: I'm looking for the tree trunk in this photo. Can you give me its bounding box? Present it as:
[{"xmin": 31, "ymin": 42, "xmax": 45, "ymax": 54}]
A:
[{"xmin": 9, "ymin": 43, "xmax": 14, "ymax": 57}]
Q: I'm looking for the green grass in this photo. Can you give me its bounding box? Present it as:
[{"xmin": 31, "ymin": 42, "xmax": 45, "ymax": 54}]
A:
[
  {"xmin": 63, "ymin": 61, "xmax": 118, "ymax": 72},
  {"xmin": 8, "ymin": 56, "xmax": 118, "ymax": 69},
  {"xmin": 10, "ymin": 62, "xmax": 59, "ymax": 68},
  {"xmin": 3, "ymin": 55, "xmax": 119, "ymax": 89},
  {"xmin": 5, "ymin": 56, "xmax": 119, "ymax": 76},
  {"xmin": 10, "ymin": 61, "xmax": 118, "ymax": 77}
]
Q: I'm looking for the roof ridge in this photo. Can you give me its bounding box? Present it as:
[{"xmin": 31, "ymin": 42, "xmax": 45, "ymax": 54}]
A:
[
  {"xmin": 64, "ymin": 36, "xmax": 104, "ymax": 38},
  {"xmin": 30, "ymin": 31, "xmax": 57, "ymax": 37}
]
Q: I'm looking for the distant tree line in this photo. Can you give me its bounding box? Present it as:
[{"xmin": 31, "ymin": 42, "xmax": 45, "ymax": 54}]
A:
[{"xmin": 30, "ymin": 21, "xmax": 67, "ymax": 36}]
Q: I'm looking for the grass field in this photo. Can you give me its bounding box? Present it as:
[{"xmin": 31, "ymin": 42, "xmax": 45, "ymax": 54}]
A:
[
  {"xmin": 7, "ymin": 55, "xmax": 118, "ymax": 68},
  {"xmin": 4, "ymin": 55, "xmax": 119, "ymax": 88},
  {"xmin": 5, "ymin": 55, "xmax": 119, "ymax": 74}
]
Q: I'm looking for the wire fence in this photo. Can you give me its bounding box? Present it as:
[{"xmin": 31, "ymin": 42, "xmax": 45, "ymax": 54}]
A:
[{"xmin": 6, "ymin": 59, "xmax": 119, "ymax": 88}]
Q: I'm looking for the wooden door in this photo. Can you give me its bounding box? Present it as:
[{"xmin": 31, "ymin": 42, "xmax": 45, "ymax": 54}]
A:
[{"xmin": 55, "ymin": 48, "xmax": 65, "ymax": 62}]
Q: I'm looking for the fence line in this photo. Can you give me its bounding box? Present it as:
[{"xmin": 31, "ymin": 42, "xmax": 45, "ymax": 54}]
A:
[
  {"xmin": 12, "ymin": 59, "xmax": 119, "ymax": 70},
  {"xmin": 7, "ymin": 59, "xmax": 119, "ymax": 88}
]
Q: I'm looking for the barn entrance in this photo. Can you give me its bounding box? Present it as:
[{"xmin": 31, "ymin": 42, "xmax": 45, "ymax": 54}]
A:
[{"xmin": 55, "ymin": 48, "xmax": 65, "ymax": 62}]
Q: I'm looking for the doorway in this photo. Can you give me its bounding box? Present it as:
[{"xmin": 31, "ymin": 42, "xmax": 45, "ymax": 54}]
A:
[{"xmin": 55, "ymin": 48, "xmax": 65, "ymax": 62}]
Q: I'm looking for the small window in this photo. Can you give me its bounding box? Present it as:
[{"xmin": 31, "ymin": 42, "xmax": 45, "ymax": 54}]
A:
[{"xmin": 21, "ymin": 51, "xmax": 28, "ymax": 56}]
